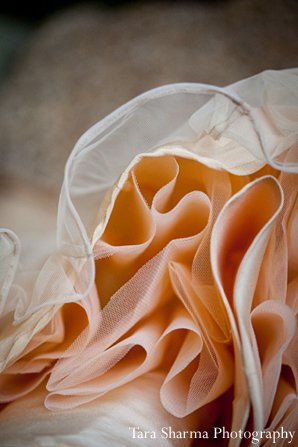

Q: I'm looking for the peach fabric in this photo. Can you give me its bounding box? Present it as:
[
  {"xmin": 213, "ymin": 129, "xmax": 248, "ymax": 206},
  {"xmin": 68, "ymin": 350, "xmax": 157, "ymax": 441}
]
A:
[{"xmin": 0, "ymin": 70, "xmax": 297, "ymax": 446}]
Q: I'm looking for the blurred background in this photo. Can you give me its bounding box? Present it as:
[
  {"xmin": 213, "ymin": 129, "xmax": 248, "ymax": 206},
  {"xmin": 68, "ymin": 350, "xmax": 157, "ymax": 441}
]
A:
[{"xmin": 0, "ymin": 0, "xmax": 297, "ymax": 257}]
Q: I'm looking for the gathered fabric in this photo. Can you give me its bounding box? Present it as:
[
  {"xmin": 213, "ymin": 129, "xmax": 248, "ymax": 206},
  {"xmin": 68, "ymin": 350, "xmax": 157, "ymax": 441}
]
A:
[{"xmin": 0, "ymin": 69, "xmax": 297, "ymax": 447}]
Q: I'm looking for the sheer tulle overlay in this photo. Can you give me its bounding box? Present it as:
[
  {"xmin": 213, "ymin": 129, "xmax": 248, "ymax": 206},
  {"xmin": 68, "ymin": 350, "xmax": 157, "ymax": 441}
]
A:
[{"xmin": 0, "ymin": 69, "xmax": 297, "ymax": 446}]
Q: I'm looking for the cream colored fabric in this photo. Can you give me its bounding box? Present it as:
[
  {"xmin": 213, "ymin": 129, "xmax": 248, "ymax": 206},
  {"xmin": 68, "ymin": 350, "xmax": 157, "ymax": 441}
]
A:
[{"xmin": 0, "ymin": 69, "xmax": 297, "ymax": 446}]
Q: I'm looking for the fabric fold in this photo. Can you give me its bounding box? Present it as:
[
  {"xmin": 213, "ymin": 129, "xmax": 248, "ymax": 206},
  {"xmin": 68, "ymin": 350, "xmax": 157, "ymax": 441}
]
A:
[{"xmin": 0, "ymin": 69, "xmax": 297, "ymax": 447}]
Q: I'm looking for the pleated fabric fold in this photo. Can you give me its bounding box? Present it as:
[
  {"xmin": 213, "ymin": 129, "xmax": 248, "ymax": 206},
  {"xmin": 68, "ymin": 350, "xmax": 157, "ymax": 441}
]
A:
[{"xmin": 0, "ymin": 69, "xmax": 297, "ymax": 446}]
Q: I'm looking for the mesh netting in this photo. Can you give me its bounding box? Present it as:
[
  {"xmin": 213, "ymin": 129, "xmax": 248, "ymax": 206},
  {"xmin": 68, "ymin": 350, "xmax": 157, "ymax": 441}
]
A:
[{"xmin": 0, "ymin": 69, "xmax": 297, "ymax": 446}]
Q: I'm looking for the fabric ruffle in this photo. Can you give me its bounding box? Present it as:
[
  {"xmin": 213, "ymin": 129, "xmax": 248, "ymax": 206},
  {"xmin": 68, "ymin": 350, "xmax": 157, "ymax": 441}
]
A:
[{"xmin": 0, "ymin": 69, "xmax": 297, "ymax": 446}]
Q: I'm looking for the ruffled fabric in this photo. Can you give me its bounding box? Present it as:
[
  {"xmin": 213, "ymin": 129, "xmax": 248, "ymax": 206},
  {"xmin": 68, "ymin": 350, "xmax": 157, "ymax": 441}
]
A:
[{"xmin": 0, "ymin": 69, "xmax": 297, "ymax": 446}]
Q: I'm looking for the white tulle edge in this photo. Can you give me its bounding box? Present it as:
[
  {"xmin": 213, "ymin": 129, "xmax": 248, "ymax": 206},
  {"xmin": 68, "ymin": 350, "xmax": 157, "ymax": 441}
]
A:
[
  {"xmin": 60, "ymin": 72, "xmax": 298, "ymax": 290},
  {"xmin": 0, "ymin": 229, "xmax": 21, "ymax": 316}
]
